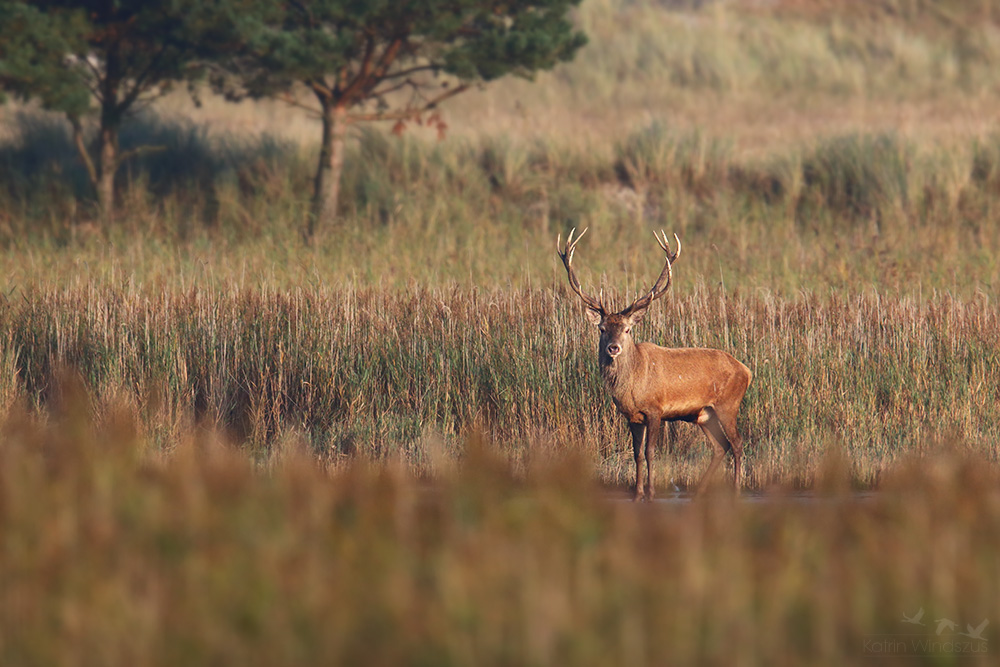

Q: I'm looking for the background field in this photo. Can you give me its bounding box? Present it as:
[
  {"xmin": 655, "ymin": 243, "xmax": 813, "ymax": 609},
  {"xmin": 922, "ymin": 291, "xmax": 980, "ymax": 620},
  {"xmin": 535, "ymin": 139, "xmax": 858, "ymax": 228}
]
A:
[{"xmin": 1, "ymin": 1, "xmax": 1000, "ymax": 662}]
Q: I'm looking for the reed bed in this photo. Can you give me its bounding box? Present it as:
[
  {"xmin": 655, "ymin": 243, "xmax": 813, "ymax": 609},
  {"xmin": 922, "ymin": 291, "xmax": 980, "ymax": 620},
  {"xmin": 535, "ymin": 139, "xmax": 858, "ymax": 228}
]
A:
[
  {"xmin": 2, "ymin": 282, "xmax": 996, "ymax": 489},
  {"xmin": 0, "ymin": 398, "xmax": 996, "ymax": 666}
]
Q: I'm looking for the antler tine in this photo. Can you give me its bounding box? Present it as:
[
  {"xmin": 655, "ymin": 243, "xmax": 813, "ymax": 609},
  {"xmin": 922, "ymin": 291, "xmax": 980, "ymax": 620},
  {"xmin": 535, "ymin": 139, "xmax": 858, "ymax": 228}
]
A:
[
  {"xmin": 654, "ymin": 230, "xmax": 681, "ymax": 263},
  {"xmin": 559, "ymin": 226, "xmax": 588, "ymax": 261},
  {"xmin": 622, "ymin": 231, "xmax": 682, "ymax": 316},
  {"xmin": 557, "ymin": 227, "xmax": 605, "ymax": 314}
]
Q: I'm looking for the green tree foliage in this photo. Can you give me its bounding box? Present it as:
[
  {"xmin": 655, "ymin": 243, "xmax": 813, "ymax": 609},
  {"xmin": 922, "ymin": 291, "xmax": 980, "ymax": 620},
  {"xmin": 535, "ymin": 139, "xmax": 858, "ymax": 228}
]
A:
[
  {"xmin": 0, "ymin": 1, "xmax": 223, "ymax": 221},
  {"xmin": 214, "ymin": 0, "xmax": 587, "ymax": 239},
  {"xmin": 0, "ymin": 4, "xmax": 88, "ymax": 113}
]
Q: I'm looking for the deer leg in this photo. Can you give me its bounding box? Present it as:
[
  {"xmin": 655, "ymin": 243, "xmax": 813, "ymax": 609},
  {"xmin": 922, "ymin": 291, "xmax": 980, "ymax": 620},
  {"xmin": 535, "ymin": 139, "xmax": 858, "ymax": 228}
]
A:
[
  {"xmin": 714, "ymin": 408, "xmax": 744, "ymax": 494},
  {"xmin": 645, "ymin": 415, "xmax": 662, "ymax": 500},
  {"xmin": 724, "ymin": 415, "xmax": 743, "ymax": 494},
  {"xmin": 629, "ymin": 422, "xmax": 646, "ymax": 502},
  {"xmin": 695, "ymin": 407, "xmax": 734, "ymax": 496}
]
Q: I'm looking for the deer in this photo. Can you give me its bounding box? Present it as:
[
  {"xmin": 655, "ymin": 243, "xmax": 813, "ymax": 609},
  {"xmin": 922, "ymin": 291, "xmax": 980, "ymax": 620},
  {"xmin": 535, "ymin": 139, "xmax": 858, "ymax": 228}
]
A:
[{"xmin": 557, "ymin": 228, "xmax": 752, "ymax": 500}]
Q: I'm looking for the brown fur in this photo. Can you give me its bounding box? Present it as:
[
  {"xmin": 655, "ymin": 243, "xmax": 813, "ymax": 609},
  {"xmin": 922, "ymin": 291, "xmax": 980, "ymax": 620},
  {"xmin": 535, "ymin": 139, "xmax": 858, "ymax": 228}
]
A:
[
  {"xmin": 594, "ymin": 310, "xmax": 752, "ymax": 499},
  {"xmin": 559, "ymin": 229, "xmax": 751, "ymax": 499}
]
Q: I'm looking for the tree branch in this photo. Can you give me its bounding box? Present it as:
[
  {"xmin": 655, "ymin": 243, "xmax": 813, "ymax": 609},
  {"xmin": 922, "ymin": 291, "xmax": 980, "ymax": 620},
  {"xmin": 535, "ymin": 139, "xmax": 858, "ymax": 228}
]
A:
[
  {"xmin": 340, "ymin": 35, "xmax": 403, "ymax": 103},
  {"xmin": 358, "ymin": 32, "xmax": 377, "ymax": 82},
  {"xmin": 347, "ymin": 82, "xmax": 468, "ymax": 122},
  {"xmin": 370, "ymin": 37, "xmax": 405, "ymax": 82},
  {"xmin": 378, "ymin": 63, "xmax": 441, "ymax": 82},
  {"xmin": 368, "ymin": 78, "xmax": 414, "ymax": 98},
  {"xmin": 309, "ymin": 77, "xmax": 333, "ymax": 103},
  {"xmin": 68, "ymin": 113, "xmax": 98, "ymax": 191},
  {"xmin": 279, "ymin": 91, "xmax": 323, "ymax": 117},
  {"xmin": 77, "ymin": 55, "xmax": 105, "ymax": 99},
  {"xmin": 118, "ymin": 44, "xmax": 169, "ymax": 114}
]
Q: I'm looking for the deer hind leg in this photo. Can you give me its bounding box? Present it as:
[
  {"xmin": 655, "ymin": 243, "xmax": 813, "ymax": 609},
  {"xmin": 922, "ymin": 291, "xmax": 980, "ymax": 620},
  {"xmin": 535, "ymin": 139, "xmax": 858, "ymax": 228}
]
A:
[
  {"xmin": 720, "ymin": 410, "xmax": 743, "ymax": 494},
  {"xmin": 629, "ymin": 422, "xmax": 647, "ymax": 502},
  {"xmin": 695, "ymin": 406, "xmax": 738, "ymax": 496},
  {"xmin": 644, "ymin": 416, "xmax": 663, "ymax": 500}
]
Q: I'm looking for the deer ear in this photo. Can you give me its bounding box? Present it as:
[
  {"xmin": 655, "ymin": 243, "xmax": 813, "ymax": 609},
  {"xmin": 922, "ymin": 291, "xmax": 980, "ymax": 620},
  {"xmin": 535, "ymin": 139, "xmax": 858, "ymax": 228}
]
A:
[
  {"xmin": 626, "ymin": 308, "xmax": 648, "ymax": 325},
  {"xmin": 585, "ymin": 308, "xmax": 603, "ymax": 326}
]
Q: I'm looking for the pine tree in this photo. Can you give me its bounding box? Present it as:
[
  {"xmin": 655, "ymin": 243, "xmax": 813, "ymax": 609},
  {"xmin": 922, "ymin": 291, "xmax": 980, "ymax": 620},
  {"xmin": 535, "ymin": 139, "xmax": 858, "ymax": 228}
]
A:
[{"xmin": 214, "ymin": 0, "xmax": 587, "ymax": 240}]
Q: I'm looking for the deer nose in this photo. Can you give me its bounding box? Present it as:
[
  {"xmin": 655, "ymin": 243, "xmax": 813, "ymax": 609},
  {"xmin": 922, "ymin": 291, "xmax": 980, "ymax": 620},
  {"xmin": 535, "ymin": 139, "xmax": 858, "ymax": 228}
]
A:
[{"xmin": 607, "ymin": 344, "xmax": 621, "ymax": 357}]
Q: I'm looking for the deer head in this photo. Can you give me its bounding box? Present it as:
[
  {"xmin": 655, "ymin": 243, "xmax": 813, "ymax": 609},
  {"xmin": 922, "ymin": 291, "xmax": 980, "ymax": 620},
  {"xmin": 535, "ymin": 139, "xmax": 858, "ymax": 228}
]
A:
[{"xmin": 557, "ymin": 228, "xmax": 681, "ymax": 366}]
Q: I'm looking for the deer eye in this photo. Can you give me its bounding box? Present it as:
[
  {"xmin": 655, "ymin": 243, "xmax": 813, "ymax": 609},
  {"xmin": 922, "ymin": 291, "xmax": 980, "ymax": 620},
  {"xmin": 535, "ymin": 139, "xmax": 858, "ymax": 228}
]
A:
[{"xmin": 625, "ymin": 327, "xmax": 631, "ymax": 334}]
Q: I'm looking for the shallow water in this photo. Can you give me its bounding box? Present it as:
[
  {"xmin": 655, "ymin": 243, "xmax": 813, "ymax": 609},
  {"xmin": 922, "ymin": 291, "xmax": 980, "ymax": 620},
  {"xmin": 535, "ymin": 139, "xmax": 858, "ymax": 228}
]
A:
[{"xmin": 605, "ymin": 489, "xmax": 880, "ymax": 506}]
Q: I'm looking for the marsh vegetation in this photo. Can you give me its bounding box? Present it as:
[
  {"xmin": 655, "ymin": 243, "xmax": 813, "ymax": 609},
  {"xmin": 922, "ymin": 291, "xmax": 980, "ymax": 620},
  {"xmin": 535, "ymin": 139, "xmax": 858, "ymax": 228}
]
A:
[{"xmin": 1, "ymin": 0, "xmax": 999, "ymax": 662}]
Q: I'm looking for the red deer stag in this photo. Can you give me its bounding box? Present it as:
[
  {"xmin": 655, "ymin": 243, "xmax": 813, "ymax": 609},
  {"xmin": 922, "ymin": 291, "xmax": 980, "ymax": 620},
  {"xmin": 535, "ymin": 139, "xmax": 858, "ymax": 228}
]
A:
[{"xmin": 557, "ymin": 228, "xmax": 751, "ymax": 499}]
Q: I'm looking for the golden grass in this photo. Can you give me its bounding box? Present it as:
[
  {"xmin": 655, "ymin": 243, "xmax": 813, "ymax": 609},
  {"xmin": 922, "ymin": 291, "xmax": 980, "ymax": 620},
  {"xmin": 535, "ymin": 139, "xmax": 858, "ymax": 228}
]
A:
[
  {"xmin": 1, "ymin": 2, "xmax": 999, "ymax": 658},
  {"xmin": 1, "ymin": 281, "xmax": 996, "ymax": 489},
  {"xmin": 0, "ymin": 0, "xmax": 1000, "ymax": 665},
  {"xmin": 0, "ymin": 392, "xmax": 997, "ymax": 665}
]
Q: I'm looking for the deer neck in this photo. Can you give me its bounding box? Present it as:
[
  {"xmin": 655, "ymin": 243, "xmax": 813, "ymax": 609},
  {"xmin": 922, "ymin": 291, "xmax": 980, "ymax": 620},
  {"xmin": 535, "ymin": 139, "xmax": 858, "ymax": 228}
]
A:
[{"xmin": 599, "ymin": 340, "xmax": 640, "ymax": 399}]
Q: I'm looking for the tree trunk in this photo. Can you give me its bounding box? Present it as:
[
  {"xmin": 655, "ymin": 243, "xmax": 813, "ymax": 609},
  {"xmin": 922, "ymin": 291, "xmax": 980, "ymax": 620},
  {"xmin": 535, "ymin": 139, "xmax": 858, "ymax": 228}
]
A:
[
  {"xmin": 69, "ymin": 114, "xmax": 98, "ymax": 196},
  {"xmin": 96, "ymin": 124, "xmax": 117, "ymax": 223},
  {"xmin": 93, "ymin": 38, "xmax": 125, "ymax": 225},
  {"xmin": 69, "ymin": 111, "xmax": 119, "ymax": 224},
  {"xmin": 309, "ymin": 100, "xmax": 348, "ymax": 240}
]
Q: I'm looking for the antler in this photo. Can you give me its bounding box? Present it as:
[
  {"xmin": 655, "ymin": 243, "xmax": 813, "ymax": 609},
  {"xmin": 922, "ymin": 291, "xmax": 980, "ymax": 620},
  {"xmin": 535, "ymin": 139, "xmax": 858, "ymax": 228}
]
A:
[
  {"xmin": 621, "ymin": 230, "xmax": 682, "ymax": 316},
  {"xmin": 557, "ymin": 227, "xmax": 606, "ymax": 315}
]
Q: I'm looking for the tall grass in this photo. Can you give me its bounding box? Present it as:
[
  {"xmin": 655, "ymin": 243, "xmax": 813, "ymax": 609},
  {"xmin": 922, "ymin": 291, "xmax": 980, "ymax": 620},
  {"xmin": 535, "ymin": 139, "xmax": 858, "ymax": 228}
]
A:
[
  {"xmin": 0, "ymin": 396, "xmax": 997, "ymax": 665},
  {"xmin": 2, "ymin": 281, "xmax": 996, "ymax": 488},
  {"xmin": 0, "ymin": 0, "xmax": 997, "ymax": 490},
  {"xmin": 1, "ymin": 115, "xmax": 999, "ymax": 487}
]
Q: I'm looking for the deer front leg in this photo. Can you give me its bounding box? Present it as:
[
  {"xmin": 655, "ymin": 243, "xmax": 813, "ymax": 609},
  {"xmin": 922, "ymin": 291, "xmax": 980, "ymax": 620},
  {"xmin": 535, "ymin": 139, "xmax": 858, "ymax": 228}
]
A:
[
  {"xmin": 629, "ymin": 422, "xmax": 646, "ymax": 502},
  {"xmin": 645, "ymin": 415, "xmax": 663, "ymax": 500}
]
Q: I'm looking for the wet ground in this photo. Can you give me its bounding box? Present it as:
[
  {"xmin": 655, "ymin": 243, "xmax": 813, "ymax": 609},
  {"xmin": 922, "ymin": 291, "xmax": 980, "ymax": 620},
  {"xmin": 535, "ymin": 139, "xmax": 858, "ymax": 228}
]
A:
[{"xmin": 604, "ymin": 488, "xmax": 880, "ymax": 506}]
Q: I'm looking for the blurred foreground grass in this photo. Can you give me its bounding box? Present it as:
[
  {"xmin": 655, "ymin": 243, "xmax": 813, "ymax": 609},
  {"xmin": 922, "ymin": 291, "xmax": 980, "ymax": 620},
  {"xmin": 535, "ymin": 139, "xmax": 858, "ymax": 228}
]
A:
[{"xmin": 0, "ymin": 386, "xmax": 996, "ymax": 666}]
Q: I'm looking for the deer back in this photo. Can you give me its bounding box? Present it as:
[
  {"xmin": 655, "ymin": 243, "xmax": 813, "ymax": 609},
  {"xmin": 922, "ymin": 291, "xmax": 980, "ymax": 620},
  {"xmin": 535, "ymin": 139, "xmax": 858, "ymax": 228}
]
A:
[{"xmin": 604, "ymin": 343, "xmax": 751, "ymax": 422}]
